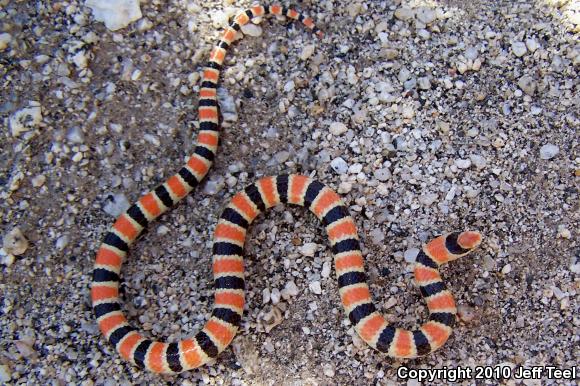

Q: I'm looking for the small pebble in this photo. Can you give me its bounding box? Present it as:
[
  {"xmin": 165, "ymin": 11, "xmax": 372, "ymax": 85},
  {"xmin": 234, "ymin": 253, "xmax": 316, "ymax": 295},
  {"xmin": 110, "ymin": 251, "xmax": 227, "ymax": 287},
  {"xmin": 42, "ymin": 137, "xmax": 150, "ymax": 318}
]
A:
[
  {"xmin": 3, "ymin": 228, "xmax": 29, "ymax": 256},
  {"xmin": 0, "ymin": 32, "xmax": 11, "ymax": 51},
  {"xmin": 299, "ymin": 243, "xmax": 318, "ymax": 257},
  {"xmin": 404, "ymin": 248, "xmax": 420, "ymax": 263},
  {"xmin": 240, "ymin": 23, "xmax": 262, "ymax": 37},
  {"xmin": 102, "ymin": 193, "xmax": 130, "ymax": 217},
  {"xmin": 330, "ymin": 157, "xmax": 349, "ymax": 174},
  {"xmin": 511, "ymin": 41, "xmax": 528, "ymax": 57},
  {"xmin": 309, "ymin": 281, "xmax": 322, "ymax": 295},
  {"xmin": 539, "ymin": 144, "xmax": 559, "ymax": 160},
  {"xmin": 329, "ymin": 121, "xmax": 348, "ymax": 136},
  {"xmin": 300, "ymin": 44, "xmax": 316, "ymax": 60}
]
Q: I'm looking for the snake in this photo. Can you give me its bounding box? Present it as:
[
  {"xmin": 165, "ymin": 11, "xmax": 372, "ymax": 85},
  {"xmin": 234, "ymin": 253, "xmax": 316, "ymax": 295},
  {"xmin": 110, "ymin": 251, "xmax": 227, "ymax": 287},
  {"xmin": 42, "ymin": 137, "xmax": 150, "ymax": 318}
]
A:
[{"xmin": 91, "ymin": 5, "xmax": 483, "ymax": 376}]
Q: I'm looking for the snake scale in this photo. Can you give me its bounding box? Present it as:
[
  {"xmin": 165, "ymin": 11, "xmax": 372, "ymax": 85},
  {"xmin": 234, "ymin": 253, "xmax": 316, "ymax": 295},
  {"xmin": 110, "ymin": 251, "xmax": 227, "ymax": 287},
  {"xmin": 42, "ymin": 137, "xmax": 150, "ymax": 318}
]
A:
[{"xmin": 91, "ymin": 4, "xmax": 482, "ymax": 375}]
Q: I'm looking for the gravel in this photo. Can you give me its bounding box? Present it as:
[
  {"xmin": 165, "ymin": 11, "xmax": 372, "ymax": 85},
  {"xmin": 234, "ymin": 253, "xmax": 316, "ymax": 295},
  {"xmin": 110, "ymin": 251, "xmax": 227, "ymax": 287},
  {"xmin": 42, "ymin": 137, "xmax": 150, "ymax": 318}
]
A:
[{"xmin": 1, "ymin": 0, "xmax": 578, "ymax": 384}]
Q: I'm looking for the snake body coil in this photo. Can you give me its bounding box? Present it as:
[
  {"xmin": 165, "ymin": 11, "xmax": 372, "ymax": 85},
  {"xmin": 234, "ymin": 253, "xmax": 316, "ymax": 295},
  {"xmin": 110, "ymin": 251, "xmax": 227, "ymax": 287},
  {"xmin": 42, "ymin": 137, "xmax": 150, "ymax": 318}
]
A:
[{"xmin": 91, "ymin": 5, "xmax": 482, "ymax": 375}]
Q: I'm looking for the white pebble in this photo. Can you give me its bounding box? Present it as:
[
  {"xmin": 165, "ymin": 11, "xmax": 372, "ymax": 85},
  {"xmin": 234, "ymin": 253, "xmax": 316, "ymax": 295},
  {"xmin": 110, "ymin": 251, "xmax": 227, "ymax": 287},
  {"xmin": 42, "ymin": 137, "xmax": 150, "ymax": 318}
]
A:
[
  {"xmin": 103, "ymin": 193, "xmax": 130, "ymax": 217},
  {"xmin": 321, "ymin": 261, "xmax": 331, "ymax": 278},
  {"xmin": 3, "ymin": 228, "xmax": 28, "ymax": 256},
  {"xmin": 416, "ymin": 7, "xmax": 436, "ymax": 24},
  {"xmin": 511, "ymin": 41, "xmax": 527, "ymax": 57},
  {"xmin": 394, "ymin": 8, "xmax": 414, "ymax": 21},
  {"xmin": 525, "ymin": 38, "xmax": 539, "ymax": 52},
  {"xmin": 299, "ymin": 242, "xmax": 318, "ymax": 257},
  {"xmin": 373, "ymin": 168, "xmax": 391, "ymax": 181},
  {"xmin": 338, "ymin": 181, "xmax": 353, "ymax": 194},
  {"xmin": 86, "ymin": 0, "xmax": 143, "ymax": 31},
  {"xmin": 454, "ymin": 159, "xmax": 472, "ymax": 169},
  {"xmin": 270, "ymin": 288, "xmax": 281, "ymax": 305},
  {"xmin": 156, "ymin": 225, "xmax": 170, "ymax": 235},
  {"xmin": 66, "ymin": 126, "xmax": 84, "ymax": 143},
  {"xmin": 329, "ymin": 121, "xmax": 348, "ymax": 136},
  {"xmin": 283, "ymin": 281, "xmax": 299, "ymax": 297},
  {"xmin": 331, "ymin": 157, "xmax": 349, "ymax": 174},
  {"xmin": 0, "ymin": 364, "xmax": 10, "ymax": 382},
  {"xmin": 10, "ymin": 103, "xmax": 42, "ymax": 137},
  {"xmin": 300, "ymin": 44, "xmax": 316, "ymax": 60},
  {"xmin": 370, "ymin": 228, "xmax": 385, "ymax": 245},
  {"xmin": 539, "ymin": 144, "xmax": 559, "ymax": 160},
  {"xmin": 241, "ymin": 23, "xmax": 262, "ymax": 37},
  {"xmin": 323, "ymin": 364, "xmax": 335, "ymax": 377},
  {"xmin": 517, "ymin": 75, "xmax": 536, "ymax": 96},
  {"xmin": 309, "ymin": 281, "xmax": 322, "ymax": 295},
  {"xmin": 469, "ymin": 155, "xmax": 487, "ymax": 169},
  {"xmin": 0, "ymin": 33, "xmax": 11, "ymax": 51},
  {"xmin": 501, "ymin": 264, "xmax": 512, "ymax": 275},
  {"xmin": 419, "ymin": 193, "xmax": 438, "ymax": 206},
  {"xmin": 283, "ymin": 80, "xmax": 295, "ymax": 93},
  {"xmin": 404, "ymin": 248, "xmax": 420, "ymax": 263},
  {"xmin": 262, "ymin": 288, "xmax": 271, "ymax": 304},
  {"xmin": 31, "ymin": 175, "xmax": 46, "ymax": 187},
  {"xmin": 56, "ymin": 235, "xmax": 69, "ymax": 250}
]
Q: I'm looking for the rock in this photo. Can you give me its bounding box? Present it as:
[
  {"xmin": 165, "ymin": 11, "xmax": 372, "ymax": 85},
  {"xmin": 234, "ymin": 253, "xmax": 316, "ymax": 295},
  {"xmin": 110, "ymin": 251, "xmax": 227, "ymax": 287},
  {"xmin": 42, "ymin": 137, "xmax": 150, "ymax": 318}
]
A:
[
  {"xmin": 465, "ymin": 47, "xmax": 479, "ymax": 60},
  {"xmin": 370, "ymin": 228, "xmax": 385, "ymax": 245},
  {"xmin": 280, "ymin": 281, "xmax": 298, "ymax": 300},
  {"xmin": 501, "ymin": 264, "xmax": 512, "ymax": 275},
  {"xmin": 262, "ymin": 288, "xmax": 270, "ymax": 304},
  {"xmin": 309, "ymin": 280, "xmax": 322, "ymax": 295},
  {"xmin": 66, "ymin": 126, "xmax": 84, "ymax": 143},
  {"xmin": 557, "ymin": 225, "xmax": 571, "ymax": 239},
  {"xmin": 404, "ymin": 248, "xmax": 420, "ymax": 263},
  {"xmin": 274, "ymin": 151, "xmax": 290, "ymax": 164},
  {"xmin": 0, "ymin": 364, "xmax": 11, "ymax": 382},
  {"xmin": 300, "ymin": 44, "xmax": 316, "ymax": 60},
  {"xmin": 102, "ymin": 193, "xmax": 130, "ymax": 217},
  {"xmin": 71, "ymin": 50, "xmax": 89, "ymax": 69},
  {"xmin": 373, "ymin": 168, "xmax": 391, "ymax": 181},
  {"xmin": 457, "ymin": 305, "xmax": 476, "ymax": 322},
  {"xmin": 31, "ymin": 175, "xmax": 46, "ymax": 188},
  {"xmin": 217, "ymin": 87, "xmax": 238, "ymax": 125},
  {"xmin": 454, "ymin": 159, "xmax": 472, "ymax": 169},
  {"xmin": 338, "ymin": 181, "xmax": 353, "ymax": 194},
  {"xmin": 86, "ymin": 0, "xmax": 142, "ymax": 31},
  {"xmin": 3, "ymin": 228, "xmax": 28, "ymax": 256},
  {"xmin": 241, "ymin": 23, "xmax": 262, "ymax": 37},
  {"xmin": 321, "ymin": 261, "xmax": 331, "ymax": 278},
  {"xmin": 398, "ymin": 67, "xmax": 411, "ymax": 83},
  {"xmin": 518, "ymin": 75, "xmax": 536, "ymax": 95},
  {"xmin": 0, "ymin": 32, "xmax": 12, "ymax": 51},
  {"xmin": 539, "ymin": 144, "xmax": 559, "ymax": 160},
  {"xmin": 270, "ymin": 288, "xmax": 281, "ymax": 305},
  {"xmin": 416, "ymin": 7, "xmax": 436, "ymax": 24},
  {"xmin": 282, "ymin": 281, "xmax": 299, "ymax": 298},
  {"xmin": 10, "ymin": 103, "xmax": 42, "ymax": 137},
  {"xmin": 394, "ymin": 8, "xmax": 414, "ymax": 21},
  {"xmin": 299, "ymin": 242, "xmax": 318, "ymax": 257},
  {"xmin": 55, "ymin": 235, "xmax": 69, "ymax": 250},
  {"xmin": 511, "ymin": 41, "xmax": 527, "ymax": 57},
  {"xmin": 525, "ymin": 38, "xmax": 539, "ymax": 53},
  {"xmin": 470, "ymin": 155, "xmax": 487, "ymax": 169},
  {"xmin": 381, "ymin": 48, "xmax": 399, "ymax": 60},
  {"xmin": 323, "ymin": 364, "xmax": 335, "ymax": 377},
  {"xmin": 417, "ymin": 29, "xmax": 431, "ymax": 40},
  {"xmin": 331, "ymin": 157, "xmax": 348, "ymax": 174},
  {"xmin": 417, "ymin": 77, "xmax": 431, "ymax": 90},
  {"xmin": 15, "ymin": 340, "xmax": 36, "ymax": 358},
  {"xmin": 329, "ymin": 121, "xmax": 348, "ymax": 136},
  {"xmin": 418, "ymin": 193, "xmax": 438, "ymax": 206}
]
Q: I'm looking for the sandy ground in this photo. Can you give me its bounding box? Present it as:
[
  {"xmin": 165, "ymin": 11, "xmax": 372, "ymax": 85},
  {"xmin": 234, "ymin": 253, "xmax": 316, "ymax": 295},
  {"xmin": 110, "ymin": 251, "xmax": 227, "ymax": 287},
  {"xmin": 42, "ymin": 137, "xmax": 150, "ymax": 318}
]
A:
[{"xmin": 1, "ymin": 0, "xmax": 578, "ymax": 385}]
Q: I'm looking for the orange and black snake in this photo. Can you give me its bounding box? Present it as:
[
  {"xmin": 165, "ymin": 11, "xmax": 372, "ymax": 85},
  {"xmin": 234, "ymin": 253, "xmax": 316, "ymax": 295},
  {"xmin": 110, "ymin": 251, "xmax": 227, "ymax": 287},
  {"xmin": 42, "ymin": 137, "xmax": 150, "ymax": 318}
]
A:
[{"xmin": 91, "ymin": 4, "xmax": 482, "ymax": 375}]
